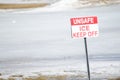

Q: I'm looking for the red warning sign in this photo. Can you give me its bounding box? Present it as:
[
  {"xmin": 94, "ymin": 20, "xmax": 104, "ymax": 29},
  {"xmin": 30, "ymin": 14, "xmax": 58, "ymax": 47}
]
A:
[{"xmin": 70, "ymin": 16, "xmax": 99, "ymax": 38}]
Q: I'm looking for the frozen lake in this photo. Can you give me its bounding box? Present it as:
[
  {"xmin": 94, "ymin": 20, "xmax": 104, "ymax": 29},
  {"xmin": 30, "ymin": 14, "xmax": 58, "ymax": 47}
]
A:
[{"xmin": 0, "ymin": 4, "xmax": 120, "ymax": 58}]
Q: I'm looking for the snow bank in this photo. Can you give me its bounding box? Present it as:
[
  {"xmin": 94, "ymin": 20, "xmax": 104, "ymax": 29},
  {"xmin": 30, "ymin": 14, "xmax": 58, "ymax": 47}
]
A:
[
  {"xmin": 45, "ymin": 0, "xmax": 120, "ymax": 10},
  {"xmin": 17, "ymin": 0, "xmax": 120, "ymax": 13},
  {"xmin": 0, "ymin": 58, "xmax": 120, "ymax": 79},
  {"xmin": 0, "ymin": 0, "xmax": 120, "ymax": 13}
]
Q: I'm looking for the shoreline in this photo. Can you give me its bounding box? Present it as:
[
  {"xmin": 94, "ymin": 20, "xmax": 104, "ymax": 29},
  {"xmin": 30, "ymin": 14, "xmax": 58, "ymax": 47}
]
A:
[
  {"xmin": 0, "ymin": 3, "xmax": 48, "ymax": 9},
  {"xmin": 0, "ymin": 73, "xmax": 120, "ymax": 80},
  {"xmin": 0, "ymin": 57, "xmax": 120, "ymax": 80}
]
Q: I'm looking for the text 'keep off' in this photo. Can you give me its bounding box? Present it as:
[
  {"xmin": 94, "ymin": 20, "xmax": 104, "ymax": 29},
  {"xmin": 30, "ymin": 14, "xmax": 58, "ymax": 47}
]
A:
[{"xmin": 70, "ymin": 16, "xmax": 99, "ymax": 38}]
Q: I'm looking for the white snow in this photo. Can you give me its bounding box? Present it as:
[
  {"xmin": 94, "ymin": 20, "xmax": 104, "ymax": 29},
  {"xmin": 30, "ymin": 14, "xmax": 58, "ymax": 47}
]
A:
[
  {"xmin": 16, "ymin": 0, "xmax": 120, "ymax": 12},
  {"xmin": 0, "ymin": 0, "xmax": 120, "ymax": 13}
]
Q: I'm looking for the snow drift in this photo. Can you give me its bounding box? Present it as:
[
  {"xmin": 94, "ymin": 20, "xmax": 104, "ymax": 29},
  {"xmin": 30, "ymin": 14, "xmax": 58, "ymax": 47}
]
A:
[
  {"xmin": 0, "ymin": 0, "xmax": 120, "ymax": 13},
  {"xmin": 26, "ymin": 0, "xmax": 120, "ymax": 12},
  {"xmin": 49, "ymin": 0, "xmax": 120, "ymax": 10}
]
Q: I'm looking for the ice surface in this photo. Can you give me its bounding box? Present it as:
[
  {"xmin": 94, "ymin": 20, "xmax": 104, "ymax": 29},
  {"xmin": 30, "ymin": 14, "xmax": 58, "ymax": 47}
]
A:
[{"xmin": 0, "ymin": 4, "xmax": 120, "ymax": 58}]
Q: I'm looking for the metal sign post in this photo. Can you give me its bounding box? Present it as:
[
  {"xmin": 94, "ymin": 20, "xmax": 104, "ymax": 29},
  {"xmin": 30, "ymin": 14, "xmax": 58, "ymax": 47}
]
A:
[{"xmin": 84, "ymin": 37, "xmax": 91, "ymax": 80}]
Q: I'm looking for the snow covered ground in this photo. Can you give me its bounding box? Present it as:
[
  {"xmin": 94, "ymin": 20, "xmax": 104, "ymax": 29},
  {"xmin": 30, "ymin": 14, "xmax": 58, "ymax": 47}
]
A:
[
  {"xmin": 0, "ymin": 0, "xmax": 120, "ymax": 80},
  {"xmin": 0, "ymin": 0, "xmax": 120, "ymax": 12},
  {"xmin": 0, "ymin": 57, "xmax": 120, "ymax": 79}
]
